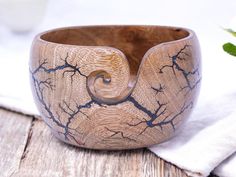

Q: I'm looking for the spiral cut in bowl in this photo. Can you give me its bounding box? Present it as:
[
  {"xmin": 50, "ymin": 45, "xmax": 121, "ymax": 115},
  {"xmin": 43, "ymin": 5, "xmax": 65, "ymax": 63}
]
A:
[{"xmin": 30, "ymin": 25, "xmax": 201, "ymax": 150}]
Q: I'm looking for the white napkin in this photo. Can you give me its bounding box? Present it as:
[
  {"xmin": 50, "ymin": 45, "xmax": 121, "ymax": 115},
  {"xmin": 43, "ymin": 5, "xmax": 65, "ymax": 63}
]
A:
[{"xmin": 150, "ymin": 94, "xmax": 236, "ymax": 177}]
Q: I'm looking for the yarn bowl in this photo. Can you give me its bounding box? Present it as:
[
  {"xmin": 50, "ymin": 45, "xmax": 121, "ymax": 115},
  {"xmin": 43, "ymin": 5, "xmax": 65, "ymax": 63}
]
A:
[{"xmin": 29, "ymin": 25, "xmax": 201, "ymax": 150}]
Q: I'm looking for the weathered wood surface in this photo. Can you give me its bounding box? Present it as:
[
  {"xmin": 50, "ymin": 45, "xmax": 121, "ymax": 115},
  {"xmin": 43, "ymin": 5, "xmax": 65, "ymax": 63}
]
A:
[
  {"xmin": 0, "ymin": 109, "xmax": 191, "ymax": 177},
  {"xmin": 0, "ymin": 109, "xmax": 218, "ymax": 177},
  {"xmin": 0, "ymin": 109, "xmax": 32, "ymax": 177}
]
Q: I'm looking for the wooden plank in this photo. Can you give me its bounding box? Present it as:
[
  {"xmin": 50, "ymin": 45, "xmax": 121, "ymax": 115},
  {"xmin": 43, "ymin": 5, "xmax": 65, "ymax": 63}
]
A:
[
  {"xmin": 11, "ymin": 118, "xmax": 188, "ymax": 177},
  {"xmin": 0, "ymin": 109, "xmax": 217, "ymax": 177},
  {"xmin": 0, "ymin": 109, "xmax": 33, "ymax": 177}
]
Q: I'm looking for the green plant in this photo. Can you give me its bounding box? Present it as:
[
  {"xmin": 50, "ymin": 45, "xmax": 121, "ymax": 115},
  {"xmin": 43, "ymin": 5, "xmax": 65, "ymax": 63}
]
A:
[{"xmin": 223, "ymin": 28, "xmax": 236, "ymax": 56}]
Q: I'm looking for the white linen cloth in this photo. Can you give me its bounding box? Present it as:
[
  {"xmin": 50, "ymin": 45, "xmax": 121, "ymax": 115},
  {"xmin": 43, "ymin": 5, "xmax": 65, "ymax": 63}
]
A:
[{"xmin": 0, "ymin": 0, "xmax": 236, "ymax": 176}]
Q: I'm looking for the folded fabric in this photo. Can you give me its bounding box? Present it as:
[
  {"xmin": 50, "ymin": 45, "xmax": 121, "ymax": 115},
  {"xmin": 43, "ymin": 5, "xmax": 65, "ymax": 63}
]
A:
[
  {"xmin": 150, "ymin": 93, "xmax": 236, "ymax": 177},
  {"xmin": 214, "ymin": 152, "xmax": 236, "ymax": 177}
]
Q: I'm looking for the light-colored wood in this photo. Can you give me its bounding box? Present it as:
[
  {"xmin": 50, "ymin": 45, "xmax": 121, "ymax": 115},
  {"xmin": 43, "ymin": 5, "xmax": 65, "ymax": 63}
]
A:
[
  {"xmin": 0, "ymin": 109, "xmax": 33, "ymax": 177},
  {"xmin": 30, "ymin": 25, "xmax": 201, "ymax": 149},
  {"xmin": 3, "ymin": 113, "xmax": 187, "ymax": 177},
  {"xmin": 1, "ymin": 109, "xmax": 217, "ymax": 177}
]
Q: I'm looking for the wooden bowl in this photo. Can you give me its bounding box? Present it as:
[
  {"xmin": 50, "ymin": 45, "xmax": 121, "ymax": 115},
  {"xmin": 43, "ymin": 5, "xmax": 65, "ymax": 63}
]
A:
[{"xmin": 30, "ymin": 25, "xmax": 201, "ymax": 150}]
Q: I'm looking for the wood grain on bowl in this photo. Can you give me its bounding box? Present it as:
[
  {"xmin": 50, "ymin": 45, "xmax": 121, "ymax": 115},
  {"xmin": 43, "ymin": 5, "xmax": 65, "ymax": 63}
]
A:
[{"xmin": 29, "ymin": 25, "xmax": 201, "ymax": 150}]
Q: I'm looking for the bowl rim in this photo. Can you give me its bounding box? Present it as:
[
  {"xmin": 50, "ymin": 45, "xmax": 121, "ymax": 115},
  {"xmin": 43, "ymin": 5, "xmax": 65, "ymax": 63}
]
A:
[{"xmin": 34, "ymin": 25, "xmax": 195, "ymax": 47}]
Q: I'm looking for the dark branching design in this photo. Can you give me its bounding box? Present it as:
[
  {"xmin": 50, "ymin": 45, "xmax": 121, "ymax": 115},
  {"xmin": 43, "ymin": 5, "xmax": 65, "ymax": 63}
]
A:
[
  {"xmin": 127, "ymin": 95, "xmax": 168, "ymax": 135},
  {"xmin": 159, "ymin": 45, "xmax": 201, "ymax": 95},
  {"xmin": 105, "ymin": 127, "xmax": 137, "ymax": 142},
  {"xmin": 31, "ymin": 45, "xmax": 198, "ymax": 145},
  {"xmin": 31, "ymin": 55, "xmax": 97, "ymax": 145},
  {"xmin": 151, "ymin": 84, "xmax": 165, "ymax": 95},
  {"xmin": 32, "ymin": 54, "xmax": 87, "ymax": 83},
  {"xmin": 126, "ymin": 94, "xmax": 192, "ymax": 135}
]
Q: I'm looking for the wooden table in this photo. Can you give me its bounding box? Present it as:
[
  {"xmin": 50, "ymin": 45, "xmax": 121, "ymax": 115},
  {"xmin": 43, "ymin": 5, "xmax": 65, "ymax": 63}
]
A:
[{"xmin": 0, "ymin": 109, "xmax": 215, "ymax": 177}]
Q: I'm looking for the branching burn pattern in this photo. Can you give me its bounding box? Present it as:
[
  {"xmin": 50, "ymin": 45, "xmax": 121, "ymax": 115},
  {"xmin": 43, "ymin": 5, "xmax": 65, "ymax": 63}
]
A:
[
  {"xmin": 105, "ymin": 127, "xmax": 137, "ymax": 142},
  {"xmin": 159, "ymin": 45, "xmax": 201, "ymax": 95},
  {"xmin": 31, "ymin": 45, "xmax": 199, "ymax": 145},
  {"xmin": 31, "ymin": 54, "xmax": 94, "ymax": 145}
]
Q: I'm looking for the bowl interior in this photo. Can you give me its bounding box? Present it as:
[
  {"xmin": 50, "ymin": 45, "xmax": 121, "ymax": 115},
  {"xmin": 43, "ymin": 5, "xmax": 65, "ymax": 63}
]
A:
[{"xmin": 40, "ymin": 26, "xmax": 189, "ymax": 75}]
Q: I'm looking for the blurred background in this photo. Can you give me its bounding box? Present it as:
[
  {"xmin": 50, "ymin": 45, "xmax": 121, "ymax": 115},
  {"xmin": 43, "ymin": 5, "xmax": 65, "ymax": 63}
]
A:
[{"xmin": 0, "ymin": 0, "xmax": 236, "ymax": 104}]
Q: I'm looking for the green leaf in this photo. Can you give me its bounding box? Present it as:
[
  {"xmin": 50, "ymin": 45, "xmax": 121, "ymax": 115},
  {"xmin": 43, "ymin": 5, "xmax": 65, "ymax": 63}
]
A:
[
  {"xmin": 224, "ymin": 28, "xmax": 236, "ymax": 37},
  {"xmin": 223, "ymin": 43, "xmax": 236, "ymax": 56}
]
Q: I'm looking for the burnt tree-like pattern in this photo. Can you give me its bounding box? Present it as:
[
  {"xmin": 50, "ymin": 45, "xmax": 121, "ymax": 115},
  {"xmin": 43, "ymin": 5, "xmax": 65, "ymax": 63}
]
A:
[
  {"xmin": 30, "ymin": 44, "xmax": 200, "ymax": 149},
  {"xmin": 159, "ymin": 45, "xmax": 201, "ymax": 95}
]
